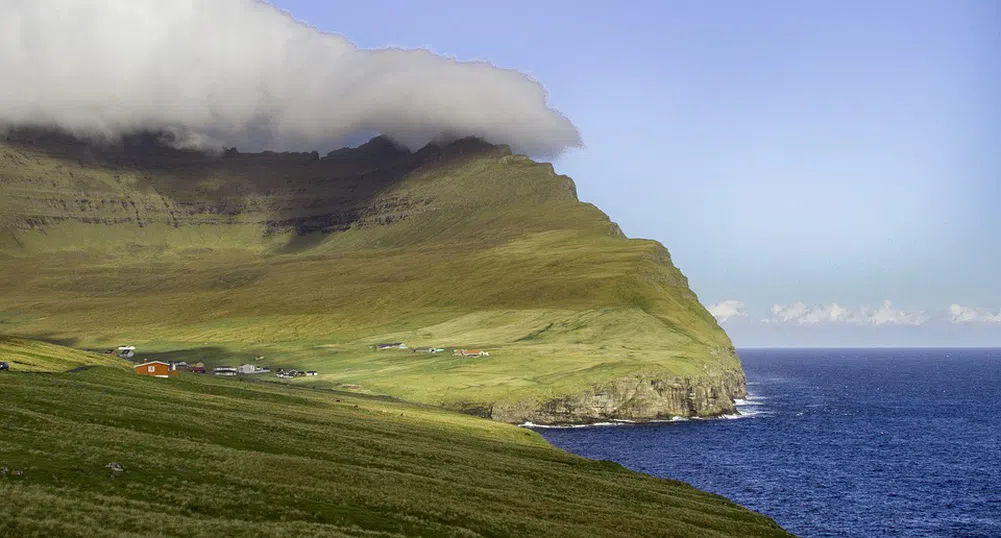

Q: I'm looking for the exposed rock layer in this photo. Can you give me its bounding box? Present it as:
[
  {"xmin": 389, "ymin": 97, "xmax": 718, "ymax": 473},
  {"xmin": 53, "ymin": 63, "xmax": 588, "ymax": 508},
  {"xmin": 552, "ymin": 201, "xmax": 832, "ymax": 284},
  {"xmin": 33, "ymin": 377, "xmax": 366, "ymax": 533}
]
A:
[{"xmin": 461, "ymin": 369, "xmax": 747, "ymax": 425}]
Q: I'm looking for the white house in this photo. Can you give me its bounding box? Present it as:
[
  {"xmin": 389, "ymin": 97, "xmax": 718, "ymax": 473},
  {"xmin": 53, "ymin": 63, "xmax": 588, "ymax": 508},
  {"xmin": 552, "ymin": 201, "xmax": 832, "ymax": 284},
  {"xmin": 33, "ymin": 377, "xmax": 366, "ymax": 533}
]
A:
[
  {"xmin": 213, "ymin": 367, "xmax": 238, "ymax": 376},
  {"xmin": 237, "ymin": 364, "xmax": 270, "ymax": 374}
]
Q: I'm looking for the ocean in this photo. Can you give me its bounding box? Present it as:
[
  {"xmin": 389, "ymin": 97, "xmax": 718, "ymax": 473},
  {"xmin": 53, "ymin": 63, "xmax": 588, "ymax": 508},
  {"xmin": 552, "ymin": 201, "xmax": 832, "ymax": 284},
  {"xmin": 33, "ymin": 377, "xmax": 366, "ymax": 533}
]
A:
[{"xmin": 535, "ymin": 348, "xmax": 1001, "ymax": 538}]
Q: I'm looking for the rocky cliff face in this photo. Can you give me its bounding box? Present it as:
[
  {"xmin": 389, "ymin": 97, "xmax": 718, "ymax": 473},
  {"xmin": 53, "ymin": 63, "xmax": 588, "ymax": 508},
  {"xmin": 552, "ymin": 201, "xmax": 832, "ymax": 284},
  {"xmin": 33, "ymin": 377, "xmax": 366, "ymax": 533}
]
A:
[{"xmin": 463, "ymin": 352, "xmax": 747, "ymax": 425}]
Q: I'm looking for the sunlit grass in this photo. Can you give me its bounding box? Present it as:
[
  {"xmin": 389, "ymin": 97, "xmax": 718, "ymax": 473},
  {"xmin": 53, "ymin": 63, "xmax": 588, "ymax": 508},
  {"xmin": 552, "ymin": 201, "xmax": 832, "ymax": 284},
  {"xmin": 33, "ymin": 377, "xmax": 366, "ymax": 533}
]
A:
[{"xmin": 0, "ymin": 348, "xmax": 790, "ymax": 537}]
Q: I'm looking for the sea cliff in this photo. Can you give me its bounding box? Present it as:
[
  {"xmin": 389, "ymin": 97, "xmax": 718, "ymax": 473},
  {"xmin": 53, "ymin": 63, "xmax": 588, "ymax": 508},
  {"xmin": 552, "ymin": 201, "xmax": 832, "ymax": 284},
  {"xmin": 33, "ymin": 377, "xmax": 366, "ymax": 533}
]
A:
[{"xmin": 493, "ymin": 370, "xmax": 748, "ymax": 425}]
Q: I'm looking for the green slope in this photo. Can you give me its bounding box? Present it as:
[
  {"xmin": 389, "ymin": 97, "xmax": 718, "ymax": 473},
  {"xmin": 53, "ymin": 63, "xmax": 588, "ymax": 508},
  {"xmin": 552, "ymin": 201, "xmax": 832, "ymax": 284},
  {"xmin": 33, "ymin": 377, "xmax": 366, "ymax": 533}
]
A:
[
  {"xmin": 0, "ymin": 131, "xmax": 742, "ymax": 423},
  {"xmin": 0, "ymin": 335, "xmax": 128, "ymax": 373},
  {"xmin": 0, "ymin": 343, "xmax": 791, "ymax": 538}
]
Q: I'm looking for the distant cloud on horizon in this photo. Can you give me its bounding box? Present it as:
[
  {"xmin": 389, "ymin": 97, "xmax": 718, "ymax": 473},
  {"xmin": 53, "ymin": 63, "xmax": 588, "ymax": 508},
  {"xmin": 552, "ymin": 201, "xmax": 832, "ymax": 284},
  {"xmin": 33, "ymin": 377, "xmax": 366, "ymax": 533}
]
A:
[
  {"xmin": 707, "ymin": 300, "xmax": 747, "ymax": 323},
  {"xmin": 709, "ymin": 299, "xmax": 934, "ymax": 326},
  {"xmin": 948, "ymin": 304, "xmax": 1001, "ymax": 324},
  {"xmin": 767, "ymin": 300, "xmax": 928, "ymax": 326},
  {"xmin": 0, "ymin": 0, "xmax": 581, "ymax": 156}
]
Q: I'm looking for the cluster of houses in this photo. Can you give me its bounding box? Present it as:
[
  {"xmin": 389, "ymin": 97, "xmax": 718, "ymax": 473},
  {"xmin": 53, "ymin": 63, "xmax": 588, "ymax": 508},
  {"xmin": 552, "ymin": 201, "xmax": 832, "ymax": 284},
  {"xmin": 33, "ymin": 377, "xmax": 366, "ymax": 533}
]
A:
[
  {"xmin": 275, "ymin": 368, "xmax": 318, "ymax": 379},
  {"xmin": 132, "ymin": 359, "xmax": 321, "ymax": 379},
  {"xmin": 127, "ymin": 339, "xmax": 490, "ymax": 382},
  {"xmin": 375, "ymin": 343, "xmax": 490, "ymax": 357},
  {"xmin": 124, "ymin": 344, "xmax": 309, "ymax": 380},
  {"xmin": 213, "ymin": 364, "xmax": 271, "ymax": 376}
]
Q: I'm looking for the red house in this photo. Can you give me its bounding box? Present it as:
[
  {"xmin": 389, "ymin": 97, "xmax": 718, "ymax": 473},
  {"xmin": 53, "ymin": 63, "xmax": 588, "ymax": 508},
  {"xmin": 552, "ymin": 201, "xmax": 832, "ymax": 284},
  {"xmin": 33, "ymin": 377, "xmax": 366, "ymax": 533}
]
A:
[{"xmin": 134, "ymin": 361, "xmax": 172, "ymax": 378}]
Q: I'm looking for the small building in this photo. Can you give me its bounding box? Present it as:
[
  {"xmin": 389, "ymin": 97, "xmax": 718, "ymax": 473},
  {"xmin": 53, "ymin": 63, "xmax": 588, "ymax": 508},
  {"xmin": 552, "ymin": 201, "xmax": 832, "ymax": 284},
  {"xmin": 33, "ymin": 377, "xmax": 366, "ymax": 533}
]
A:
[
  {"xmin": 189, "ymin": 362, "xmax": 207, "ymax": 374},
  {"xmin": 237, "ymin": 364, "xmax": 270, "ymax": 375},
  {"xmin": 413, "ymin": 347, "xmax": 434, "ymax": 354},
  {"xmin": 135, "ymin": 361, "xmax": 171, "ymax": 378},
  {"xmin": 170, "ymin": 361, "xmax": 190, "ymax": 372},
  {"xmin": 306, "ymin": 371, "xmax": 318, "ymax": 376},
  {"xmin": 454, "ymin": 349, "xmax": 490, "ymax": 358},
  {"xmin": 213, "ymin": 367, "xmax": 238, "ymax": 377},
  {"xmin": 116, "ymin": 346, "xmax": 136, "ymax": 359},
  {"xmin": 376, "ymin": 343, "xmax": 407, "ymax": 351}
]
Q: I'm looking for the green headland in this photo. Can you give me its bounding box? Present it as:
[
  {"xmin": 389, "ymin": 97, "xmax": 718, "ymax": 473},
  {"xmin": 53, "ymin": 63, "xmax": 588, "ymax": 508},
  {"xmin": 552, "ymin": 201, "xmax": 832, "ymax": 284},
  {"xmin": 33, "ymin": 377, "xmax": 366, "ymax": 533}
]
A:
[
  {"xmin": 0, "ymin": 131, "xmax": 792, "ymax": 537},
  {"xmin": 0, "ymin": 130, "xmax": 743, "ymax": 425}
]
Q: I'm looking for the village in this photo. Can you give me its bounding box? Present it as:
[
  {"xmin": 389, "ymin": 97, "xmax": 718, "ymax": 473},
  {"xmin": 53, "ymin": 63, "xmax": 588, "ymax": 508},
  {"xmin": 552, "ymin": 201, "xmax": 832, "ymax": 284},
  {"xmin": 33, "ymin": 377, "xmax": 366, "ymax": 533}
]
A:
[{"xmin": 124, "ymin": 343, "xmax": 491, "ymax": 379}]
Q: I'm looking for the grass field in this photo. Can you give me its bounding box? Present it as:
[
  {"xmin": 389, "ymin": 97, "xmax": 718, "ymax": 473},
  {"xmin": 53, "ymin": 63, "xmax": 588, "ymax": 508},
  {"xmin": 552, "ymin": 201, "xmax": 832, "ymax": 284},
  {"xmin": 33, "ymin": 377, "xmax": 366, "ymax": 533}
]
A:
[
  {"xmin": 0, "ymin": 335, "xmax": 128, "ymax": 373},
  {"xmin": 0, "ymin": 338, "xmax": 791, "ymax": 538}
]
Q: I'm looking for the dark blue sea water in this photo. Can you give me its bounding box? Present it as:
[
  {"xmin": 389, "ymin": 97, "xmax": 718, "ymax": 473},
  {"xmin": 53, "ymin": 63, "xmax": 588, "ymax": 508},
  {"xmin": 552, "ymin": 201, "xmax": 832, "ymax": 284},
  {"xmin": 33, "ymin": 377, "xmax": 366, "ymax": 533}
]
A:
[{"xmin": 536, "ymin": 349, "xmax": 1001, "ymax": 538}]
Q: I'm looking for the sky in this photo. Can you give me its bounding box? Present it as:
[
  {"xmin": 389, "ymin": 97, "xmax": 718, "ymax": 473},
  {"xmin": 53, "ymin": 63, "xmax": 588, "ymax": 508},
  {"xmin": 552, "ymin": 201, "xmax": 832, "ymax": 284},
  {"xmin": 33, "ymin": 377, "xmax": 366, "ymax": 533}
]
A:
[
  {"xmin": 7, "ymin": 1, "xmax": 997, "ymax": 347},
  {"xmin": 268, "ymin": 0, "xmax": 1001, "ymax": 347}
]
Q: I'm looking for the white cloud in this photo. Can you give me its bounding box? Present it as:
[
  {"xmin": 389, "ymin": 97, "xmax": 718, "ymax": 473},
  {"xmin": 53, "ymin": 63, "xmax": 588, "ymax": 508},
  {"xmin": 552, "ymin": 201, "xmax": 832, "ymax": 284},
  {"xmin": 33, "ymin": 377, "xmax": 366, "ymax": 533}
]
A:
[
  {"xmin": 707, "ymin": 300, "xmax": 746, "ymax": 323},
  {"xmin": 868, "ymin": 300, "xmax": 929, "ymax": 326},
  {"xmin": 0, "ymin": 0, "xmax": 580, "ymax": 156},
  {"xmin": 765, "ymin": 300, "xmax": 927, "ymax": 326},
  {"xmin": 948, "ymin": 304, "xmax": 1001, "ymax": 324}
]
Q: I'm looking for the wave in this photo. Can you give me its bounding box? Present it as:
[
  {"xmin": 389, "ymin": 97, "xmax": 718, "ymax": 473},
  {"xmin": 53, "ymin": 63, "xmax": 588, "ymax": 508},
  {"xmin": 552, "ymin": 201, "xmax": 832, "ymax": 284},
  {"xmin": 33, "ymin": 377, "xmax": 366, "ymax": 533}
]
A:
[
  {"xmin": 521, "ymin": 417, "xmax": 691, "ymax": 429},
  {"xmin": 722, "ymin": 408, "xmax": 768, "ymax": 419}
]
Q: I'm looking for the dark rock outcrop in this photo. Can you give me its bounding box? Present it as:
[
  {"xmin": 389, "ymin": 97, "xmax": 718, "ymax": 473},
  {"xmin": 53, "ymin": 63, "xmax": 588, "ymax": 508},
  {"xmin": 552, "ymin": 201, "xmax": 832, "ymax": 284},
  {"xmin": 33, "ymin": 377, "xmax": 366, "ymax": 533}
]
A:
[{"xmin": 487, "ymin": 369, "xmax": 747, "ymax": 425}]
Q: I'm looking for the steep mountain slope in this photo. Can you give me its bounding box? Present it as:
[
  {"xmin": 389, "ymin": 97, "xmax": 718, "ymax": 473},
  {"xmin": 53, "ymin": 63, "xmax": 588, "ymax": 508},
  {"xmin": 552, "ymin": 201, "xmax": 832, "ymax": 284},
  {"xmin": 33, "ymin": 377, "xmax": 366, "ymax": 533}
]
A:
[{"xmin": 0, "ymin": 130, "xmax": 744, "ymax": 424}]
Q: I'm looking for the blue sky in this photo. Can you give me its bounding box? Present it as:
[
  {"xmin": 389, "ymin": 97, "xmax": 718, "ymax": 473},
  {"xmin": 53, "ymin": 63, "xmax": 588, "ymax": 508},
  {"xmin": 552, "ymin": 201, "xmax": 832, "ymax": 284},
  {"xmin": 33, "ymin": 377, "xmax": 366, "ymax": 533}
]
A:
[{"xmin": 271, "ymin": 0, "xmax": 1000, "ymax": 346}]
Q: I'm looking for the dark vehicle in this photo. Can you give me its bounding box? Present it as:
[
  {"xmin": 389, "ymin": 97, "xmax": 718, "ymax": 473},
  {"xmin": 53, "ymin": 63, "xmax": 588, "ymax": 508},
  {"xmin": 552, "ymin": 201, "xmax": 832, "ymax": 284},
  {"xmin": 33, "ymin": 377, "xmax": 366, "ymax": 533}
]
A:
[{"xmin": 0, "ymin": 361, "xmax": 9, "ymax": 371}]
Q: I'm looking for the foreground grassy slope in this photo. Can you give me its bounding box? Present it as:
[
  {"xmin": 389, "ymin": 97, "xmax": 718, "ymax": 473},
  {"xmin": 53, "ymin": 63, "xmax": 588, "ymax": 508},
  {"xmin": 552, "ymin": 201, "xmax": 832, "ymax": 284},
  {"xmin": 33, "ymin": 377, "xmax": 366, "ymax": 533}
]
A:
[
  {"xmin": 0, "ymin": 133, "xmax": 741, "ymax": 421},
  {"xmin": 0, "ymin": 335, "xmax": 127, "ymax": 373},
  {"xmin": 0, "ymin": 345, "xmax": 792, "ymax": 538}
]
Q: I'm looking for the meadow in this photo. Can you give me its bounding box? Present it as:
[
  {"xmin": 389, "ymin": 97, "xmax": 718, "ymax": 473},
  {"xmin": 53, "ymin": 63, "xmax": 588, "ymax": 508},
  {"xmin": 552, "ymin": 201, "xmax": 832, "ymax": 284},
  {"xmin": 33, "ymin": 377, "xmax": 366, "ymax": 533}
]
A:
[{"xmin": 0, "ymin": 338, "xmax": 792, "ymax": 538}]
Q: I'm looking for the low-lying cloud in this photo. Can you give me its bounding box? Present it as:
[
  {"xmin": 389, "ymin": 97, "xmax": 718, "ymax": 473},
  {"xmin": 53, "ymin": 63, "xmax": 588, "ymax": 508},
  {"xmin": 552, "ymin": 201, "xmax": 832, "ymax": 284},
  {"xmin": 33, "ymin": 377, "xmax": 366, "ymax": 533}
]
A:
[
  {"xmin": 707, "ymin": 300, "xmax": 747, "ymax": 323},
  {"xmin": 948, "ymin": 304, "xmax": 1001, "ymax": 324},
  {"xmin": 711, "ymin": 300, "xmax": 1001, "ymax": 327},
  {"xmin": 764, "ymin": 300, "xmax": 928, "ymax": 326},
  {"xmin": 0, "ymin": 0, "xmax": 581, "ymax": 156}
]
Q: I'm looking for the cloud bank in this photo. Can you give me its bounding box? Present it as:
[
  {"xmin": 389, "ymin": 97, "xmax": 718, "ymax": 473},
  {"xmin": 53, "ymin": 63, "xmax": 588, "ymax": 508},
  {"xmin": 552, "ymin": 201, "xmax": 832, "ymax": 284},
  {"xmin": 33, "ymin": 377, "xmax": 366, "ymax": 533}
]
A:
[
  {"xmin": 764, "ymin": 300, "xmax": 928, "ymax": 326},
  {"xmin": 948, "ymin": 304, "xmax": 1001, "ymax": 324},
  {"xmin": 707, "ymin": 300, "xmax": 747, "ymax": 323},
  {"xmin": 0, "ymin": 0, "xmax": 581, "ymax": 156}
]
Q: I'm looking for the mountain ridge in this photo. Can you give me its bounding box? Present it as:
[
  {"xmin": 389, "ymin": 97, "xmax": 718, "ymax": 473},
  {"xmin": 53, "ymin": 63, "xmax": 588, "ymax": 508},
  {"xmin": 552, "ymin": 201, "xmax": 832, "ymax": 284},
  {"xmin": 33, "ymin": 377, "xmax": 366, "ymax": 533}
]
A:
[{"xmin": 0, "ymin": 130, "xmax": 743, "ymax": 424}]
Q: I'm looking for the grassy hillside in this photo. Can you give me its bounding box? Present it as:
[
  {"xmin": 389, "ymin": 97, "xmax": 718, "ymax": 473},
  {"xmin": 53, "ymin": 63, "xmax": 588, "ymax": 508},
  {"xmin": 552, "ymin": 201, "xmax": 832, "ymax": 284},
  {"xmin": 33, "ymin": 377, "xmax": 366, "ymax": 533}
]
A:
[
  {"xmin": 0, "ymin": 335, "xmax": 127, "ymax": 373},
  {"xmin": 0, "ymin": 345, "xmax": 792, "ymax": 538},
  {"xmin": 0, "ymin": 132, "xmax": 741, "ymax": 421}
]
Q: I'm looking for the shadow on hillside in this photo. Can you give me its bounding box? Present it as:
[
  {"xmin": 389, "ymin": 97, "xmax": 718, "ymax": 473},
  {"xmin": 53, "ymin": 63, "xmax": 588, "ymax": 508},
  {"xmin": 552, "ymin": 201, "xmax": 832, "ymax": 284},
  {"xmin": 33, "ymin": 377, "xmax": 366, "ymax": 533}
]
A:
[
  {"xmin": 9, "ymin": 332, "xmax": 82, "ymax": 348},
  {"xmin": 4, "ymin": 128, "xmax": 508, "ymax": 252},
  {"xmin": 131, "ymin": 346, "xmax": 256, "ymax": 367}
]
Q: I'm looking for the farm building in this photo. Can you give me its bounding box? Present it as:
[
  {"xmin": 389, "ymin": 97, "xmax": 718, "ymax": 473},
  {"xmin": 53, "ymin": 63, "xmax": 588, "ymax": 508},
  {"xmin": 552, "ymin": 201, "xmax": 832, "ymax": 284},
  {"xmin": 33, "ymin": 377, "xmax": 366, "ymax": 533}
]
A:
[
  {"xmin": 454, "ymin": 349, "xmax": 490, "ymax": 357},
  {"xmin": 213, "ymin": 367, "xmax": 238, "ymax": 376},
  {"xmin": 189, "ymin": 362, "xmax": 207, "ymax": 374},
  {"xmin": 376, "ymin": 343, "xmax": 407, "ymax": 351},
  {"xmin": 116, "ymin": 346, "xmax": 136, "ymax": 359},
  {"xmin": 306, "ymin": 371, "xmax": 318, "ymax": 376},
  {"xmin": 238, "ymin": 364, "xmax": 270, "ymax": 374},
  {"xmin": 134, "ymin": 361, "xmax": 171, "ymax": 378}
]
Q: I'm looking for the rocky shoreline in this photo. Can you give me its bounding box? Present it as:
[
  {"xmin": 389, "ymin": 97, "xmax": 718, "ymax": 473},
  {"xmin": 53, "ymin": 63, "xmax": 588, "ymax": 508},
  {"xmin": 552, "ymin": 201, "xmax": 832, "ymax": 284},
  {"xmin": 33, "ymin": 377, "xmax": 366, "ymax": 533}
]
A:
[{"xmin": 457, "ymin": 369, "xmax": 748, "ymax": 426}]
